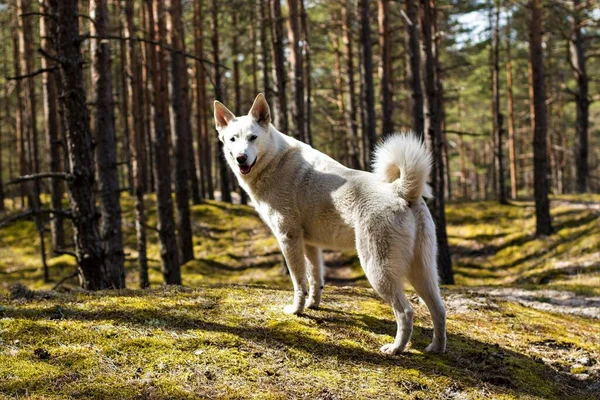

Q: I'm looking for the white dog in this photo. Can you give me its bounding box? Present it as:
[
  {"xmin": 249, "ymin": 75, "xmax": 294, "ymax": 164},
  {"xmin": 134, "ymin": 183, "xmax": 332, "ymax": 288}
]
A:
[{"xmin": 214, "ymin": 94, "xmax": 446, "ymax": 354}]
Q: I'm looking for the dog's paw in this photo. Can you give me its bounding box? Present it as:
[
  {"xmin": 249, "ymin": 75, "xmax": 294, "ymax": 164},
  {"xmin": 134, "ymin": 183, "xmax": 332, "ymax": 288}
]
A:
[
  {"xmin": 305, "ymin": 298, "xmax": 320, "ymax": 310},
  {"xmin": 380, "ymin": 343, "xmax": 404, "ymax": 355},
  {"xmin": 424, "ymin": 342, "xmax": 445, "ymax": 353},
  {"xmin": 283, "ymin": 304, "xmax": 304, "ymax": 315}
]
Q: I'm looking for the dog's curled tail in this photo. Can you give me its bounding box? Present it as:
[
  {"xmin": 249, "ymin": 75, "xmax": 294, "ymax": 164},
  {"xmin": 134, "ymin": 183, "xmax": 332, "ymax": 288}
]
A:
[{"xmin": 372, "ymin": 132, "xmax": 433, "ymax": 202}]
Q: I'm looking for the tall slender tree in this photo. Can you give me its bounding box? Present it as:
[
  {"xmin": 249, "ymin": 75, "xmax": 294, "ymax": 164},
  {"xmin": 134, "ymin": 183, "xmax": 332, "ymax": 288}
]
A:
[
  {"xmin": 569, "ymin": 0, "xmax": 589, "ymax": 193},
  {"xmin": 167, "ymin": 0, "xmax": 194, "ymax": 263},
  {"xmin": 211, "ymin": 0, "xmax": 232, "ymax": 203},
  {"xmin": 147, "ymin": 0, "xmax": 181, "ymax": 284},
  {"xmin": 358, "ymin": 0, "xmax": 376, "ymax": 161},
  {"xmin": 378, "ymin": 0, "xmax": 393, "ymax": 137},
  {"xmin": 420, "ymin": 0, "xmax": 453, "ymax": 284},
  {"xmin": 194, "ymin": 0, "xmax": 214, "ymax": 200},
  {"xmin": 124, "ymin": 0, "xmax": 149, "ymax": 288},
  {"xmin": 40, "ymin": 0, "xmax": 65, "ymax": 250},
  {"xmin": 341, "ymin": 1, "xmax": 361, "ymax": 170},
  {"xmin": 491, "ymin": 0, "xmax": 507, "ymax": 204},
  {"xmin": 50, "ymin": 0, "xmax": 108, "ymax": 290},
  {"xmin": 505, "ymin": 11, "xmax": 518, "ymax": 199},
  {"xmin": 300, "ymin": 0, "xmax": 312, "ymax": 146},
  {"xmin": 270, "ymin": 0, "xmax": 288, "ymax": 133},
  {"xmin": 528, "ymin": 0, "xmax": 552, "ymax": 236},
  {"xmin": 404, "ymin": 0, "xmax": 424, "ymax": 138},
  {"xmin": 287, "ymin": 0, "xmax": 306, "ymax": 142},
  {"xmin": 259, "ymin": 0, "xmax": 271, "ymax": 101}
]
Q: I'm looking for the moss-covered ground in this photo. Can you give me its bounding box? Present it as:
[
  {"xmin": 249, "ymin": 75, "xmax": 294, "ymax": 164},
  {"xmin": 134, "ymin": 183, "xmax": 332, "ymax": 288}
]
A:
[{"xmin": 0, "ymin": 195, "xmax": 598, "ymax": 399}]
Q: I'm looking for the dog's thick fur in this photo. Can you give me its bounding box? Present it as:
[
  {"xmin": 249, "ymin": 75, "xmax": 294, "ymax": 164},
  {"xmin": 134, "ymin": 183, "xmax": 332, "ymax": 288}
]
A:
[{"xmin": 214, "ymin": 94, "xmax": 446, "ymax": 354}]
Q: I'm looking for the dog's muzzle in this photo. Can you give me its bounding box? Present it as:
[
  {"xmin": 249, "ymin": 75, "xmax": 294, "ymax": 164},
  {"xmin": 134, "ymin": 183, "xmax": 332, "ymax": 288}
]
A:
[{"xmin": 238, "ymin": 157, "xmax": 257, "ymax": 175}]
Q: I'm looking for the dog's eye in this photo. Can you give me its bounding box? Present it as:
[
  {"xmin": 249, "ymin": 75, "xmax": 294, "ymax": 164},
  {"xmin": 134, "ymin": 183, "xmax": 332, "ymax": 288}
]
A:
[
  {"xmin": 249, "ymin": 135, "xmax": 258, "ymax": 141},
  {"xmin": 229, "ymin": 137, "xmax": 236, "ymax": 142}
]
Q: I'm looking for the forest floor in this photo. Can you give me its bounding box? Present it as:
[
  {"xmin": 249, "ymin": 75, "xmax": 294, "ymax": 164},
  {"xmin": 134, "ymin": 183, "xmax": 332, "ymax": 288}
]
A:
[{"xmin": 0, "ymin": 195, "xmax": 599, "ymax": 399}]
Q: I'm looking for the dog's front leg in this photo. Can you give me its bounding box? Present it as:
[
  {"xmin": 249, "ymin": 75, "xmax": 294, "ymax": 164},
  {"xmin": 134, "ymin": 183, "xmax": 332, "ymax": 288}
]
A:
[{"xmin": 278, "ymin": 232, "xmax": 307, "ymax": 315}]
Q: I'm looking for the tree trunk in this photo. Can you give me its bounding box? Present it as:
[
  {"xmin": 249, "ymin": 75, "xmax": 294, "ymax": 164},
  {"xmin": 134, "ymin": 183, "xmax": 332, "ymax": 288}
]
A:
[
  {"xmin": 211, "ymin": 0, "xmax": 232, "ymax": 203},
  {"xmin": 89, "ymin": 0, "xmax": 126, "ymax": 289},
  {"xmin": 378, "ymin": 0, "xmax": 393, "ymax": 137},
  {"xmin": 420, "ymin": 0, "xmax": 453, "ymax": 284},
  {"xmin": 166, "ymin": 0, "xmax": 195, "ymax": 263},
  {"xmin": 270, "ymin": 0, "xmax": 288, "ymax": 133},
  {"xmin": 287, "ymin": 0, "xmax": 305, "ymax": 142},
  {"xmin": 341, "ymin": 1, "xmax": 361, "ymax": 170},
  {"xmin": 403, "ymin": 0, "xmax": 424, "ymax": 139},
  {"xmin": 491, "ymin": 1, "xmax": 507, "ymax": 204},
  {"xmin": 259, "ymin": 0, "xmax": 271, "ymax": 101},
  {"xmin": 528, "ymin": 0, "xmax": 552, "ymax": 236},
  {"xmin": 231, "ymin": 11, "xmax": 248, "ymax": 205},
  {"xmin": 124, "ymin": 0, "xmax": 149, "ymax": 288},
  {"xmin": 359, "ymin": 0, "xmax": 377, "ymax": 162},
  {"xmin": 50, "ymin": 0, "xmax": 108, "ymax": 290},
  {"xmin": 505, "ymin": 12, "xmax": 517, "ymax": 200},
  {"xmin": 147, "ymin": 0, "xmax": 181, "ymax": 284},
  {"xmin": 570, "ymin": 0, "xmax": 589, "ymax": 193},
  {"xmin": 300, "ymin": 0, "xmax": 312, "ymax": 146},
  {"xmin": 40, "ymin": 0, "xmax": 65, "ymax": 250},
  {"xmin": 194, "ymin": 0, "xmax": 214, "ymax": 200},
  {"xmin": 12, "ymin": 30, "xmax": 26, "ymax": 209}
]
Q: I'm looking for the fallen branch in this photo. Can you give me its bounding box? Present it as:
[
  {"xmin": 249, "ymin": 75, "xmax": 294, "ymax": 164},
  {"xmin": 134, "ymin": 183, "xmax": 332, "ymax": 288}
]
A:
[
  {"xmin": 0, "ymin": 208, "xmax": 73, "ymax": 228},
  {"xmin": 52, "ymin": 269, "xmax": 79, "ymax": 291},
  {"xmin": 7, "ymin": 67, "xmax": 58, "ymax": 81},
  {"xmin": 53, "ymin": 248, "xmax": 77, "ymax": 258},
  {"xmin": 444, "ymin": 130, "xmax": 488, "ymax": 137},
  {"xmin": 8, "ymin": 172, "xmax": 70, "ymax": 185}
]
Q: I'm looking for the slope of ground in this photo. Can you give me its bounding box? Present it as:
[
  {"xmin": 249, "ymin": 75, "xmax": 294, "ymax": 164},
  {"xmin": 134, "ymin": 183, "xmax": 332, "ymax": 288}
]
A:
[{"xmin": 0, "ymin": 195, "xmax": 599, "ymax": 399}]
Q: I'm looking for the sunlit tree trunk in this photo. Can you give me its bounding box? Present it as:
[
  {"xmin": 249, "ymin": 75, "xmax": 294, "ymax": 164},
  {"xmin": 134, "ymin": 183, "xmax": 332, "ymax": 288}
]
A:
[
  {"xmin": 358, "ymin": 0, "xmax": 376, "ymax": 161},
  {"xmin": 491, "ymin": 1, "xmax": 507, "ymax": 204},
  {"xmin": 420, "ymin": 0, "xmax": 453, "ymax": 284},
  {"xmin": 270, "ymin": 0, "xmax": 288, "ymax": 133},
  {"xmin": 378, "ymin": 0, "xmax": 393, "ymax": 137},
  {"xmin": 211, "ymin": 0, "xmax": 232, "ymax": 203},
  {"xmin": 147, "ymin": 0, "xmax": 181, "ymax": 284},
  {"xmin": 40, "ymin": 0, "xmax": 65, "ymax": 249},
  {"xmin": 341, "ymin": 1, "xmax": 361, "ymax": 170},
  {"xmin": 505, "ymin": 12, "xmax": 517, "ymax": 200},
  {"xmin": 403, "ymin": 0, "xmax": 424, "ymax": 138},
  {"xmin": 166, "ymin": 0, "xmax": 194, "ymax": 263},
  {"xmin": 89, "ymin": 0, "xmax": 126, "ymax": 288},
  {"xmin": 124, "ymin": 0, "xmax": 149, "ymax": 288},
  {"xmin": 528, "ymin": 0, "xmax": 552, "ymax": 236}
]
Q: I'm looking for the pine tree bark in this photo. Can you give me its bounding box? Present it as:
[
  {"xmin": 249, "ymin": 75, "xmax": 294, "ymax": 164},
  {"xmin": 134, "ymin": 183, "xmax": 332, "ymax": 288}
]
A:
[
  {"xmin": 166, "ymin": 0, "xmax": 195, "ymax": 263},
  {"xmin": 378, "ymin": 0, "xmax": 393, "ymax": 137},
  {"xmin": 300, "ymin": 0, "xmax": 312, "ymax": 146},
  {"xmin": 124, "ymin": 0, "xmax": 149, "ymax": 288},
  {"xmin": 505, "ymin": 12, "xmax": 517, "ymax": 200},
  {"xmin": 287, "ymin": 0, "xmax": 305, "ymax": 142},
  {"xmin": 570, "ymin": 0, "xmax": 589, "ymax": 193},
  {"xmin": 147, "ymin": 0, "xmax": 181, "ymax": 284},
  {"xmin": 359, "ymin": 0, "xmax": 376, "ymax": 162},
  {"xmin": 89, "ymin": 0, "xmax": 126, "ymax": 289},
  {"xmin": 270, "ymin": 0, "xmax": 288, "ymax": 133},
  {"xmin": 194, "ymin": 0, "xmax": 214, "ymax": 200},
  {"xmin": 420, "ymin": 0, "xmax": 453, "ymax": 284},
  {"xmin": 259, "ymin": 0, "xmax": 271, "ymax": 101},
  {"xmin": 211, "ymin": 0, "xmax": 232, "ymax": 203},
  {"xmin": 40, "ymin": 0, "xmax": 65, "ymax": 250},
  {"xmin": 341, "ymin": 1, "xmax": 361, "ymax": 170},
  {"xmin": 50, "ymin": 0, "xmax": 107, "ymax": 290},
  {"xmin": 528, "ymin": 0, "xmax": 552, "ymax": 236},
  {"xmin": 12, "ymin": 30, "xmax": 26, "ymax": 208},
  {"xmin": 491, "ymin": 1, "xmax": 507, "ymax": 204},
  {"xmin": 404, "ymin": 0, "xmax": 424, "ymax": 139},
  {"xmin": 140, "ymin": 1, "xmax": 155, "ymax": 193},
  {"xmin": 231, "ymin": 11, "xmax": 248, "ymax": 205}
]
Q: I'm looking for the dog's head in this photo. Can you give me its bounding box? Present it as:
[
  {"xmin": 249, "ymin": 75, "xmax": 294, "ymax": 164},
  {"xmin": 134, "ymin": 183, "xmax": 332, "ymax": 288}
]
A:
[{"xmin": 214, "ymin": 93, "xmax": 271, "ymax": 177}]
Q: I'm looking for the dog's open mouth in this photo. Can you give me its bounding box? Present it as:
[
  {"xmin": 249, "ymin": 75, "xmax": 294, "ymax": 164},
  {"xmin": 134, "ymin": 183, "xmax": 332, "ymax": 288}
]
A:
[{"xmin": 239, "ymin": 158, "xmax": 257, "ymax": 175}]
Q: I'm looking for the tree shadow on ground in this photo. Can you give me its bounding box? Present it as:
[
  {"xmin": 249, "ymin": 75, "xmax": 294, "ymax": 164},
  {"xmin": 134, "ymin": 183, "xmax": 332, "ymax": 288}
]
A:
[{"xmin": 3, "ymin": 294, "xmax": 594, "ymax": 400}]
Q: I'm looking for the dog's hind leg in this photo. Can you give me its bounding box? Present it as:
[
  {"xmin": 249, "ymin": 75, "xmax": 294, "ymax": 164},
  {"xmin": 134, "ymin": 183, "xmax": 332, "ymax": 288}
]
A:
[
  {"xmin": 277, "ymin": 230, "xmax": 308, "ymax": 315},
  {"xmin": 407, "ymin": 203, "xmax": 447, "ymax": 353},
  {"xmin": 304, "ymin": 245, "xmax": 324, "ymax": 309},
  {"xmin": 357, "ymin": 229, "xmax": 415, "ymax": 355}
]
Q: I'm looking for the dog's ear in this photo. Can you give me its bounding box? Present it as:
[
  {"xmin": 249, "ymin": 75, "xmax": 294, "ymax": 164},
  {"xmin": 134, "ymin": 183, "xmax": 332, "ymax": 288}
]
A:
[
  {"xmin": 214, "ymin": 101, "xmax": 235, "ymax": 131},
  {"xmin": 248, "ymin": 93, "xmax": 271, "ymax": 128}
]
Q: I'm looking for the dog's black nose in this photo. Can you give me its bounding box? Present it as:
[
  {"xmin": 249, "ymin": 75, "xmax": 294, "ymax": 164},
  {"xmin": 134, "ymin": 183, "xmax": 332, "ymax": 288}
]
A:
[{"xmin": 236, "ymin": 154, "xmax": 248, "ymax": 164}]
